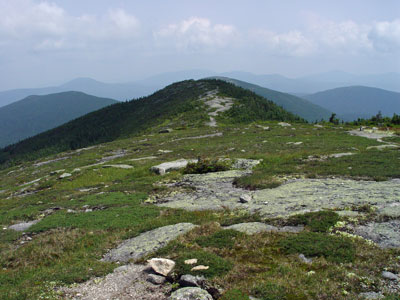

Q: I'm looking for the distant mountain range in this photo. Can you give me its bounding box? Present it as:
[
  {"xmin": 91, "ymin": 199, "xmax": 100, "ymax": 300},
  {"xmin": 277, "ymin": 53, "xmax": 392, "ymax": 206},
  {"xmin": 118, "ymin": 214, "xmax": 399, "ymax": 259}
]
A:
[
  {"xmin": 215, "ymin": 77, "xmax": 332, "ymax": 122},
  {"xmin": 1, "ymin": 70, "xmax": 399, "ymax": 108},
  {"xmin": 0, "ymin": 91, "xmax": 117, "ymax": 148},
  {"xmin": 303, "ymin": 86, "xmax": 400, "ymax": 121},
  {"xmin": 0, "ymin": 78, "xmax": 156, "ymax": 108}
]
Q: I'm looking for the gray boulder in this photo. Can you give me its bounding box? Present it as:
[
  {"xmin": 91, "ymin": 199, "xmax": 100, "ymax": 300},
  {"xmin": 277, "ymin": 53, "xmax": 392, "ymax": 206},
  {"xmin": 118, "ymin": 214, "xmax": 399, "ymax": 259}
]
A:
[
  {"xmin": 382, "ymin": 271, "xmax": 398, "ymax": 281},
  {"xmin": 147, "ymin": 274, "xmax": 167, "ymax": 285},
  {"xmin": 9, "ymin": 220, "xmax": 39, "ymax": 232},
  {"xmin": 179, "ymin": 274, "xmax": 206, "ymax": 287},
  {"xmin": 169, "ymin": 287, "xmax": 213, "ymax": 300}
]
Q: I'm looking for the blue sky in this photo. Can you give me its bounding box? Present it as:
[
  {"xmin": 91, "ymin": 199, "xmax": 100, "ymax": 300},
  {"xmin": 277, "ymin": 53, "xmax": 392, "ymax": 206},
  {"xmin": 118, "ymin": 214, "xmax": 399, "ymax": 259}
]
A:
[{"xmin": 0, "ymin": 0, "xmax": 399, "ymax": 89}]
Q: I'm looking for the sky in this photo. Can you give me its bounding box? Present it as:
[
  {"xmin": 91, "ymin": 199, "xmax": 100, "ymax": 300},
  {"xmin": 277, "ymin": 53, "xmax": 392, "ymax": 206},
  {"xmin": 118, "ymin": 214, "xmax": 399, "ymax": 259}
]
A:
[{"xmin": 0, "ymin": 0, "xmax": 399, "ymax": 90}]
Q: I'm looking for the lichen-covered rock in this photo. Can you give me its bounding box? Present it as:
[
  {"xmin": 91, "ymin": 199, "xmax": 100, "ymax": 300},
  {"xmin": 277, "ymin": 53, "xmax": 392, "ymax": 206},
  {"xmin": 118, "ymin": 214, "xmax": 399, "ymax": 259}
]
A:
[
  {"xmin": 103, "ymin": 223, "xmax": 197, "ymax": 263},
  {"xmin": 224, "ymin": 222, "xmax": 303, "ymax": 235},
  {"xmin": 382, "ymin": 271, "xmax": 399, "ymax": 281},
  {"xmin": 169, "ymin": 287, "xmax": 213, "ymax": 300},
  {"xmin": 224, "ymin": 222, "xmax": 278, "ymax": 234},
  {"xmin": 354, "ymin": 221, "xmax": 400, "ymax": 249}
]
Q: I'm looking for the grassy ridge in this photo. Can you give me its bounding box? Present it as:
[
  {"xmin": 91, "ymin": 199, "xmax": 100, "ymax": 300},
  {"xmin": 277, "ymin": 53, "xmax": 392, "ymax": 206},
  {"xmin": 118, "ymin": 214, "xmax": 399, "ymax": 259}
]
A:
[{"xmin": 0, "ymin": 79, "xmax": 303, "ymax": 167}]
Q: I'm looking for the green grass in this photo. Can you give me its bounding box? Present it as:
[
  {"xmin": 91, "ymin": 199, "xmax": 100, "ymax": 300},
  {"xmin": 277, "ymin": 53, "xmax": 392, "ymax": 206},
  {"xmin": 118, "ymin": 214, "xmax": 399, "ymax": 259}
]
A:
[
  {"xmin": 195, "ymin": 229, "xmax": 244, "ymax": 249},
  {"xmin": 174, "ymin": 249, "xmax": 233, "ymax": 278},
  {"xmin": 279, "ymin": 232, "xmax": 355, "ymax": 263},
  {"xmin": 0, "ymin": 123, "xmax": 399, "ymax": 299},
  {"xmin": 220, "ymin": 289, "xmax": 250, "ymax": 300}
]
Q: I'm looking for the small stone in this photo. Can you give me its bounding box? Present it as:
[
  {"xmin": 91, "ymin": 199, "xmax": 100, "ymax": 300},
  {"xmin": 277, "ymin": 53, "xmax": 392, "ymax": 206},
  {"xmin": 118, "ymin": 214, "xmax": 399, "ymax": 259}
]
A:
[
  {"xmin": 159, "ymin": 128, "xmax": 173, "ymax": 133},
  {"xmin": 278, "ymin": 122, "xmax": 291, "ymax": 127},
  {"xmin": 299, "ymin": 254, "xmax": 313, "ymax": 264},
  {"xmin": 147, "ymin": 274, "xmax": 167, "ymax": 285},
  {"xmin": 148, "ymin": 258, "xmax": 175, "ymax": 276},
  {"xmin": 382, "ymin": 271, "xmax": 398, "ymax": 280},
  {"xmin": 169, "ymin": 287, "xmax": 213, "ymax": 300},
  {"xmin": 179, "ymin": 274, "xmax": 205, "ymax": 287},
  {"xmin": 239, "ymin": 194, "xmax": 252, "ymax": 203},
  {"xmin": 184, "ymin": 259, "xmax": 198, "ymax": 265},
  {"xmin": 59, "ymin": 173, "xmax": 72, "ymax": 179},
  {"xmin": 191, "ymin": 265, "xmax": 209, "ymax": 271}
]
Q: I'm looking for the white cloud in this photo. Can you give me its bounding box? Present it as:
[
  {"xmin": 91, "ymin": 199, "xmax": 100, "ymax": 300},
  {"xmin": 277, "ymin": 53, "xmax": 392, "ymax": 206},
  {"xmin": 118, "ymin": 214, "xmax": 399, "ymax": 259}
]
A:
[
  {"xmin": 0, "ymin": 0, "xmax": 141, "ymax": 51},
  {"xmin": 154, "ymin": 17, "xmax": 237, "ymax": 52},
  {"xmin": 369, "ymin": 19, "xmax": 400, "ymax": 53},
  {"xmin": 251, "ymin": 29, "xmax": 316, "ymax": 57}
]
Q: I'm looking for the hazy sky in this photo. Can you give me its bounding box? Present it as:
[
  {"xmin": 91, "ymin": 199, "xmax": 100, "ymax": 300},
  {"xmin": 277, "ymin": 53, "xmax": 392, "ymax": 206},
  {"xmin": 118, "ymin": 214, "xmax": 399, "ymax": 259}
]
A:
[{"xmin": 0, "ymin": 0, "xmax": 399, "ymax": 90}]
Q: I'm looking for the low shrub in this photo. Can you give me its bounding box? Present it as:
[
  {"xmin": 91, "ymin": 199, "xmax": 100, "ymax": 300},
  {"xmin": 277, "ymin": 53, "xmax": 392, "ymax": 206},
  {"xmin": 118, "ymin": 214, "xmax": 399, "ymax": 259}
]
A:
[
  {"xmin": 195, "ymin": 229, "xmax": 244, "ymax": 249},
  {"xmin": 279, "ymin": 232, "xmax": 355, "ymax": 263},
  {"xmin": 287, "ymin": 211, "xmax": 340, "ymax": 232},
  {"xmin": 183, "ymin": 158, "xmax": 230, "ymax": 174}
]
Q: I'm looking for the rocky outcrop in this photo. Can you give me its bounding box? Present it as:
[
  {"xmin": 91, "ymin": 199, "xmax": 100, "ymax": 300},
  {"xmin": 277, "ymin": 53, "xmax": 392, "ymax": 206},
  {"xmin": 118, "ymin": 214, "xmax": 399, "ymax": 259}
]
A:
[
  {"xmin": 102, "ymin": 223, "xmax": 197, "ymax": 263},
  {"xmin": 8, "ymin": 220, "xmax": 39, "ymax": 231}
]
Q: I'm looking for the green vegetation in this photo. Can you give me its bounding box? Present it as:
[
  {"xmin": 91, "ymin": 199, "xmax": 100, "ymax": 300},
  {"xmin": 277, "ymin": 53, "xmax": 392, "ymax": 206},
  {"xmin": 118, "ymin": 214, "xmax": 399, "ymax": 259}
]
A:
[
  {"xmin": 253, "ymin": 282, "xmax": 307, "ymax": 300},
  {"xmin": 174, "ymin": 249, "xmax": 233, "ymax": 278},
  {"xmin": 184, "ymin": 158, "xmax": 230, "ymax": 174},
  {"xmin": 279, "ymin": 232, "xmax": 355, "ymax": 263},
  {"xmin": 287, "ymin": 211, "xmax": 340, "ymax": 232},
  {"xmin": 195, "ymin": 229, "xmax": 244, "ymax": 249},
  {"xmin": 0, "ymin": 79, "xmax": 303, "ymax": 167},
  {"xmin": 220, "ymin": 289, "xmax": 250, "ymax": 300}
]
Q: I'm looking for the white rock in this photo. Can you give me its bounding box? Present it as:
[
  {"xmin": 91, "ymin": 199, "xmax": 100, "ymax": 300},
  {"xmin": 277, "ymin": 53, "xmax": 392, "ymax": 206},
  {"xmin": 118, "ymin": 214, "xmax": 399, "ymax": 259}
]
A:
[
  {"xmin": 147, "ymin": 258, "xmax": 175, "ymax": 276},
  {"xmin": 59, "ymin": 173, "xmax": 72, "ymax": 179},
  {"xmin": 184, "ymin": 259, "xmax": 198, "ymax": 265},
  {"xmin": 278, "ymin": 122, "xmax": 291, "ymax": 127},
  {"xmin": 191, "ymin": 265, "xmax": 209, "ymax": 271},
  {"xmin": 150, "ymin": 159, "xmax": 197, "ymax": 175}
]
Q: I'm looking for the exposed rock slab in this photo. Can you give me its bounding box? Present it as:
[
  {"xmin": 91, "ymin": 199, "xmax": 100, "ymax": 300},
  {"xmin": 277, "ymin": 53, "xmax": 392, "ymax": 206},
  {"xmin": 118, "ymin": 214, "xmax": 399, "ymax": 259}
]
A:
[
  {"xmin": 159, "ymin": 177, "xmax": 400, "ymax": 219},
  {"xmin": 366, "ymin": 144, "xmax": 399, "ymax": 150},
  {"xmin": 151, "ymin": 159, "xmax": 198, "ymax": 175},
  {"xmin": 129, "ymin": 156, "xmax": 157, "ymax": 161},
  {"xmin": 103, "ymin": 223, "xmax": 197, "ymax": 263},
  {"xmin": 61, "ymin": 264, "xmax": 170, "ymax": 300},
  {"xmin": 8, "ymin": 220, "xmax": 39, "ymax": 232},
  {"xmin": 349, "ymin": 129, "xmax": 395, "ymax": 140},
  {"xmin": 224, "ymin": 222, "xmax": 303, "ymax": 235},
  {"xmin": 169, "ymin": 287, "xmax": 213, "ymax": 300},
  {"xmin": 102, "ymin": 164, "xmax": 133, "ymax": 169},
  {"xmin": 354, "ymin": 220, "xmax": 400, "ymax": 249}
]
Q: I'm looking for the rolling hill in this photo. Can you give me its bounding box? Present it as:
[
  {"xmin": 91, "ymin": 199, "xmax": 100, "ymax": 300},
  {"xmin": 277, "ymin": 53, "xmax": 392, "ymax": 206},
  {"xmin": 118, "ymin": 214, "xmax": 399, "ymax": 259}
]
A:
[
  {"xmin": 214, "ymin": 77, "xmax": 332, "ymax": 122},
  {"xmin": 0, "ymin": 78, "xmax": 156, "ymax": 108},
  {"xmin": 303, "ymin": 86, "xmax": 400, "ymax": 121},
  {"xmin": 0, "ymin": 91, "xmax": 117, "ymax": 148},
  {"xmin": 0, "ymin": 79, "xmax": 303, "ymax": 166}
]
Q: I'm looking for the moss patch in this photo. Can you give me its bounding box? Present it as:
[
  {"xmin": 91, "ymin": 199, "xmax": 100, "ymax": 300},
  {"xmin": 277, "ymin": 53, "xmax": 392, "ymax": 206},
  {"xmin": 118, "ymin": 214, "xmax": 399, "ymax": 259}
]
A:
[{"xmin": 279, "ymin": 232, "xmax": 355, "ymax": 263}]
